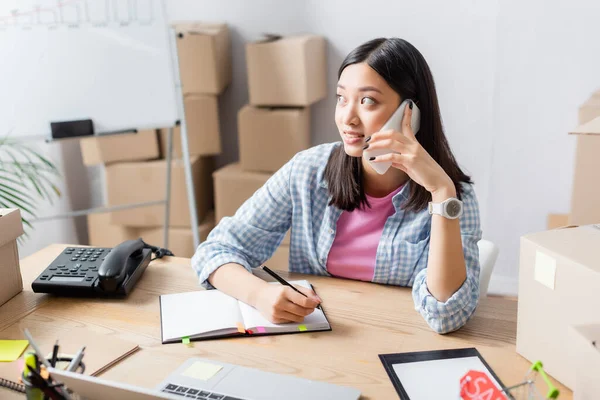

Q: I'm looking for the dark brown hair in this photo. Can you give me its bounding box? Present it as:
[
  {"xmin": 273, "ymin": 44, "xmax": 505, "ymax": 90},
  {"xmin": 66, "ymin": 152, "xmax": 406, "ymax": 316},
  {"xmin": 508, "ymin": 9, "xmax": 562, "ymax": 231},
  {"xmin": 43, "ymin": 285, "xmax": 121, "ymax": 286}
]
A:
[{"xmin": 324, "ymin": 38, "xmax": 472, "ymax": 212}]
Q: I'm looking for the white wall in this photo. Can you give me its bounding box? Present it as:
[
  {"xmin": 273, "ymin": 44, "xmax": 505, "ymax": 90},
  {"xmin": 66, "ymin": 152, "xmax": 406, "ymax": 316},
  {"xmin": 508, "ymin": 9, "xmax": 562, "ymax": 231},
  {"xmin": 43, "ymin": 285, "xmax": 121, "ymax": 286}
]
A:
[{"xmin": 18, "ymin": 0, "xmax": 600, "ymax": 296}]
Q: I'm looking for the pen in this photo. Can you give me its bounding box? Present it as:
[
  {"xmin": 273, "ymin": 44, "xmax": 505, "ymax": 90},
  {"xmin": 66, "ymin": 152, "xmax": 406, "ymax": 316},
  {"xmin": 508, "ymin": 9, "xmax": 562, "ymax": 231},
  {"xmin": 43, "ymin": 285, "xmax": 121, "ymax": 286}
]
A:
[
  {"xmin": 51, "ymin": 340, "xmax": 59, "ymax": 368},
  {"xmin": 66, "ymin": 346, "xmax": 85, "ymax": 372},
  {"xmin": 23, "ymin": 329, "xmax": 52, "ymax": 369},
  {"xmin": 261, "ymin": 266, "xmax": 322, "ymax": 310}
]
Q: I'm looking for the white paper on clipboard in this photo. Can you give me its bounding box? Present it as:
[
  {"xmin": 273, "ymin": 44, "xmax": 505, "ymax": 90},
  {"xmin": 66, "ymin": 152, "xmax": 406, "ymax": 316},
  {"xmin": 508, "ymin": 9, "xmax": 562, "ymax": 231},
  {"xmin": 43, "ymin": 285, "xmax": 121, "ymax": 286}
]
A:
[{"xmin": 379, "ymin": 348, "xmax": 505, "ymax": 399}]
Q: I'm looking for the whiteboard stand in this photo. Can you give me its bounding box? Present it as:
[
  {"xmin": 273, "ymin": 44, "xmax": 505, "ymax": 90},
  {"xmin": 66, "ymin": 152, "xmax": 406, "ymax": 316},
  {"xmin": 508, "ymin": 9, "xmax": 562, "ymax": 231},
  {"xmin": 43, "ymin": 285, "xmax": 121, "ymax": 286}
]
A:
[
  {"xmin": 170, "ymin": 25, "xmax": 201, "ymax": 249},
  {"xmin": 162, "ymin": 126, "xmax": 174, "ymax": 249}
]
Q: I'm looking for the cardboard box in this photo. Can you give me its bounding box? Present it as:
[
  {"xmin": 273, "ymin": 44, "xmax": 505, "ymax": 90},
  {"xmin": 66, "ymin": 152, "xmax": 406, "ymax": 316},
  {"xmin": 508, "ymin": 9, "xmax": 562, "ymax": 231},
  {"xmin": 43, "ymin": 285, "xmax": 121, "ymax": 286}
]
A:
[
  {"xmin": 267, "ymin": 245, "xmax": 290, "ymax": 271},
  {"xmin": 569, "ymin": 324, "xmax": 600, "ymax": 400},
  {"xmin": 175, "ymin": 23, "xmax": 231, "ymax": 95},
  {"xmin": 578, "ymin": 89, "xmax": 600, "ymax": 124},
  {"xmin": 87, "ymin": 212, "xmax": 138, "ymax": 248},
  {"xmin": 246, "ymin": 35, "xmax": 327, "ymax": 106},
  {"xmin": 138, "ymin": 212, "xmax": 215, "ymax": 258},
  {"xmin": 106, "ymin": 157, "xmax": 214, "ymax": 228},
  {"xmin": 79, "ymin": 130, "xmax": 159, "ymax": 166},
  {"xmin": 547, "ymin": 213, "xmax": 569, "ymax": 230},
  {"xmin": 238, "ymin": 105, "xmax": 310, "ymax": 173},
  {"xmin": 0, "ymin": 209, "xmax": 24, "ymax": 307},
  {"xmin": 213, "ymin": 163, "xmax": 289, "ymax": 244},
  {"xmin": 159, "ymin": 94, "xmax": 221, "ymax": 158},
  {"xmin": 517, "ymin": 225, "xmax": 600, "ymax": 389},
  {"xmin": 568, "ymin": 116, "xmax": 600, "ymax": 225}
]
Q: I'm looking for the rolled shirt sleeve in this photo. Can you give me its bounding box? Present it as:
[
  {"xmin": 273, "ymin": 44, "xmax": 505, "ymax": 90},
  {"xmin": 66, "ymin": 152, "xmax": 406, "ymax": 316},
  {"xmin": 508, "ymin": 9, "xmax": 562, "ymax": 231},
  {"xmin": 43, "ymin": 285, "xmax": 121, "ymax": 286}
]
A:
[
  {"xmin": 191, "ymin": 156, "xmax": 295, "ymax": 288},
  {"xmin": 411, "ymin": 183, "xmax": 482, "ymax": 334}
]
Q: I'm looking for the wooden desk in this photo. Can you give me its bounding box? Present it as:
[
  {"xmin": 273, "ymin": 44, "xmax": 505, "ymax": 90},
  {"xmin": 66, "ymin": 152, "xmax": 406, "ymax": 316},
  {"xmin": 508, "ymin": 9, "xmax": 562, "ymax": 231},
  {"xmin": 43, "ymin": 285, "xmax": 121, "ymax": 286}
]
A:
[{"xmin": 0, "ymin": 244, "xmax": 572, "ymax": 399}]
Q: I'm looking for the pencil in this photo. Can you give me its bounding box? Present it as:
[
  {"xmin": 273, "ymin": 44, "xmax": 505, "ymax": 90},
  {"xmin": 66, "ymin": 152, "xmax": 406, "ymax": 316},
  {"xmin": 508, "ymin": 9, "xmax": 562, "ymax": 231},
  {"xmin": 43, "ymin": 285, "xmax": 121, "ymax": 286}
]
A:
[{"xmin": 261, "ymin": 266, "xmax": 322, "ymax": 310}]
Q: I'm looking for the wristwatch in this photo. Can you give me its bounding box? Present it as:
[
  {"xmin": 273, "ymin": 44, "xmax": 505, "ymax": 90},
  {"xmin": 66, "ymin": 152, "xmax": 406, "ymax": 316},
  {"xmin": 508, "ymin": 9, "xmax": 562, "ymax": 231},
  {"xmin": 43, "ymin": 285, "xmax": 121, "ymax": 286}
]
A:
[{"xmin": 428, "ymin": 197, "xmax": 463, "ymax": 219}]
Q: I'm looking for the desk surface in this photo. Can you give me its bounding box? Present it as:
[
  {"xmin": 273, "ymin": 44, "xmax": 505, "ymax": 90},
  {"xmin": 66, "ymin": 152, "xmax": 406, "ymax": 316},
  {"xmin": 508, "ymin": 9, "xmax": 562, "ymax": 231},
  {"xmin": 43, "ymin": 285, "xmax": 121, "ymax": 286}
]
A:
[{"xmin": 0, "ymin": 244, "xmax": 572, "ymax": 399}]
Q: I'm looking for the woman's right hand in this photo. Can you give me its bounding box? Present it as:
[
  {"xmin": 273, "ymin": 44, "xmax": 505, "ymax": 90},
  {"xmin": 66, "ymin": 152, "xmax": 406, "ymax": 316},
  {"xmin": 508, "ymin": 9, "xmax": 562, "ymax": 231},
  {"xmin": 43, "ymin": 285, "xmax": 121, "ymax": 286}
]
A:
[{"xmin": 254, "ymin": 285, "xmax": 321, "ymax": 324}]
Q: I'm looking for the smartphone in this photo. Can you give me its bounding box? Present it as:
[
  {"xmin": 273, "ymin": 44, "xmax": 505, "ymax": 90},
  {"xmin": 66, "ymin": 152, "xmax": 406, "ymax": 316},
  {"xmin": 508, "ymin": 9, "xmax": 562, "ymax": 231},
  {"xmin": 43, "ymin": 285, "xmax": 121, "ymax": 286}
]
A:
[{"xmin": 363, "ymin": 99, "xmax": 421, "ymax": 175}]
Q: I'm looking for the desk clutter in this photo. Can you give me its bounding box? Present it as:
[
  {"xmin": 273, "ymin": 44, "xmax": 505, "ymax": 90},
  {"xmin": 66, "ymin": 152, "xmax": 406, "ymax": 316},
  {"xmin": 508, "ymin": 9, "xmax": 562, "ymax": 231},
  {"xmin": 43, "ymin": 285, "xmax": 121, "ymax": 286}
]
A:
[
  {"xmin": 1, "ymin": 328, "xmax": 358, "ymax": 400},
  {"xmin": 0, "ymin": 326, "xmax": 139, "ymax": 397}
]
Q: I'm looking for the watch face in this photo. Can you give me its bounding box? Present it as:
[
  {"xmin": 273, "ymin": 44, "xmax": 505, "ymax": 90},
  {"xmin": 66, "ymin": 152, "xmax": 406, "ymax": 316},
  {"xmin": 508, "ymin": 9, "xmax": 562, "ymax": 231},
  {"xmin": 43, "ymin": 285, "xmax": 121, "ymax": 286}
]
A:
[{"xmin": 445, "ymin": 199, "xmax": 462, "ymax": 218}]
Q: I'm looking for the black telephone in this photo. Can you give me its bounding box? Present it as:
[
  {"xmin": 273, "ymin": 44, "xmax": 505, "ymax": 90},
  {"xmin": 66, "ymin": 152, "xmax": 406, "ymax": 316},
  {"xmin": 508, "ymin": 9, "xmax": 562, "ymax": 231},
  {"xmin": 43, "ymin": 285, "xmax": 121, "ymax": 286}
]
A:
[{"xmin": 32, "ymin": 238, "xmax": 174, "ymax": 297}]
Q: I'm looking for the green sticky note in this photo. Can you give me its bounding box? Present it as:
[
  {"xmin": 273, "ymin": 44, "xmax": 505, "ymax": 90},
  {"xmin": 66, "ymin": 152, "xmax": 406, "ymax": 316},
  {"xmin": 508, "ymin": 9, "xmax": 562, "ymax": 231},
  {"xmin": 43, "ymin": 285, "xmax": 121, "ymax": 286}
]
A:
[
  {"xmin": 298, "ymin": 325, "xmax": 307, "ymax": 332},
  {"xmin": 0, "ymin": 340, "xmax": 29, "ymax": 362},
  {"xmin": 182, "ymin": 361, "xmax": 223, "ymax": 381},
  {"xmin": 182, "ymin": 337, "xmax": 190, "ymax": 345}
]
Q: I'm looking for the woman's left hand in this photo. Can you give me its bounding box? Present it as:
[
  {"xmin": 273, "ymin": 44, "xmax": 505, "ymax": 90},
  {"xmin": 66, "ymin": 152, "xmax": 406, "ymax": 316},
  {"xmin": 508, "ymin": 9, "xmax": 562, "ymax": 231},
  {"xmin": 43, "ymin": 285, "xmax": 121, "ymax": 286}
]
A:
[{"xmin": 366, "ymin": 102, "xmax": 453, "ymax": 194}]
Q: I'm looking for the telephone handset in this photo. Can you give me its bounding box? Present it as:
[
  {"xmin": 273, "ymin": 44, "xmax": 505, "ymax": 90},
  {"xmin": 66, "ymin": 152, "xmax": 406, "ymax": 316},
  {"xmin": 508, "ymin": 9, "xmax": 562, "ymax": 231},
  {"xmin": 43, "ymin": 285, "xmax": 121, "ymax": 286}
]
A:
[
  {"xmin": 98, "ymin": 239, "xmax": 147, "ymax": 292},
  {"xmin": 32, "ymin": 238, "xmax": 174, "ymax": 297},
  {"xmin": 363, "ymin": 99, "xmax": 421, "ymax": 175}
]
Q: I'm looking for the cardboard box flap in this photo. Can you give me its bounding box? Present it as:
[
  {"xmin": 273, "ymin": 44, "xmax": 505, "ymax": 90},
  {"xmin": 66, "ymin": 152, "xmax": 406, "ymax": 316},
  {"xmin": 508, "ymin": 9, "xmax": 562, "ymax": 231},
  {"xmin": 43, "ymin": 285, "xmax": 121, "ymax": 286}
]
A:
[
  {"xmin": 255, "ymin": 33, "xmax": 282, "ymax": 43},
  {"xmin": 570, "ymin": 323, "xmax": 600, "ymax": 345},
  {"xmin": 523, "ymin": 224, "xmax": 600, "ymax": 274},
  {"xmin": 174, "ymin": 22, "xmax": 226, "ymax": 36},
  {"xmin": 546, "ymin": 213, "xmax": 570, "ymax": 230},
  {"xmin": 250, "ymin": 33, "xmax": 320, "ymax": 46},
  {"xmin": 581, "ymin": 89, "xmax": 600, "ymax": 104},
  {"xmin": 0, "ymin": 208, "xmax": 24, "ymax": 247},
  {"xmin": 569, "ymin": 116, "xmax": 600, "ymax": 136}
]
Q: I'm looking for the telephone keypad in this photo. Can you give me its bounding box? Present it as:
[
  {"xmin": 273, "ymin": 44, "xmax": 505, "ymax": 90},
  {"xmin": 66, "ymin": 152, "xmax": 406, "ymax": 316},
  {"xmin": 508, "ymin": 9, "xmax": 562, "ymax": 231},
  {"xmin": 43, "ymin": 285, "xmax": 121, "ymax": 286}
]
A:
[
  {"xmin": 32, "ymin": 243, "xmax": 152, "ymax": 297},
  {"xmin": 32, "ymin": 246, "xmax": 112, "ymax": 294}
]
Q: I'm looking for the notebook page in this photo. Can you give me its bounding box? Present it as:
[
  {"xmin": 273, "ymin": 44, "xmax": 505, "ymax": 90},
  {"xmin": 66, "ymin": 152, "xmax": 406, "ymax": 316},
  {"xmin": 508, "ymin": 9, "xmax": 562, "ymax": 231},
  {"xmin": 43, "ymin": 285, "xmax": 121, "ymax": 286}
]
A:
[
  {"xmin": 239, "ymin": 280, "xmax": 330, "ymax": 332},
  {"xmin": 160, "ymin": 290, "xmax": 242, "ymax": 342}
]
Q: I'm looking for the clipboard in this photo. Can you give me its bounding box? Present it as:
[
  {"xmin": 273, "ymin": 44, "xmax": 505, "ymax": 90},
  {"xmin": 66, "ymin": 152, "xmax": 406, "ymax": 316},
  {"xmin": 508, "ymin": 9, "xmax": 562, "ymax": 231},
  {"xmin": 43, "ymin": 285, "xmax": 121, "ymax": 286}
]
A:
[{"xmin": 379, "ymin": 348, "xmax": 507, "ymax": 400}]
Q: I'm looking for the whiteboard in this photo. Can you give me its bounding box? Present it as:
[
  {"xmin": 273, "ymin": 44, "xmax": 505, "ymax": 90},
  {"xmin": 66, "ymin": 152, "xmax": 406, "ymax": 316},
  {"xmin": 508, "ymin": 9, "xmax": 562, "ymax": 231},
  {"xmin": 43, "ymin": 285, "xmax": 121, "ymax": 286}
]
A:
[{"xmin": 0, "ymin": 0, "xmax": 179, "ymax": 138}]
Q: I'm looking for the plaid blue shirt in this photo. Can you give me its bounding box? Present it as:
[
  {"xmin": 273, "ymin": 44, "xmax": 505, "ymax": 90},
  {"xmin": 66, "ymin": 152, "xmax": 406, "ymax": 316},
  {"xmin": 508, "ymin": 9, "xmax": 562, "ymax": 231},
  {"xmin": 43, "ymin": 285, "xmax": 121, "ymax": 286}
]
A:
[{"xmin": 192, "ymin": 142, "xmax": 482, "ymax": 334}]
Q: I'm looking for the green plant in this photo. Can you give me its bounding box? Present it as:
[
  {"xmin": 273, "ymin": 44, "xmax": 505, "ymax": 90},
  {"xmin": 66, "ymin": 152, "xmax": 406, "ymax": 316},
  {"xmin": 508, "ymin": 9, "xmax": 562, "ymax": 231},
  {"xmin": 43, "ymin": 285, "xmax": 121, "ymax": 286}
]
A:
[{"xmin": 0, "ymin": 136, "xmax": 61, "ymax": 233}]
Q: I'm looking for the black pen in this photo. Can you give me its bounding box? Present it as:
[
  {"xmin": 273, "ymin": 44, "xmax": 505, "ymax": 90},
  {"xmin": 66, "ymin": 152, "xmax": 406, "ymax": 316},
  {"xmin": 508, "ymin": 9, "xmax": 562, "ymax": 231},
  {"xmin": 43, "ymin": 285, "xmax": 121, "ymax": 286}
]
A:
[
  {"xmin": 261, "ymin": 266, "xmax": 322, "ymax": 310},
  {"xmin": 51, "ymin": 340, "xmax": 59, "ymax": 368}
]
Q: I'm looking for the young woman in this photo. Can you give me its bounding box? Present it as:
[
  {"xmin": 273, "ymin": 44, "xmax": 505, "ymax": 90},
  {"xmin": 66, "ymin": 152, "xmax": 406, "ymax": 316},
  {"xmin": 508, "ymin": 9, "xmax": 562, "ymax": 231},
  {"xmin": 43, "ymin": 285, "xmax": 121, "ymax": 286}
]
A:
[{"xmin": 192, "ymin": 37, "xmax": 482, "ymax": 334}]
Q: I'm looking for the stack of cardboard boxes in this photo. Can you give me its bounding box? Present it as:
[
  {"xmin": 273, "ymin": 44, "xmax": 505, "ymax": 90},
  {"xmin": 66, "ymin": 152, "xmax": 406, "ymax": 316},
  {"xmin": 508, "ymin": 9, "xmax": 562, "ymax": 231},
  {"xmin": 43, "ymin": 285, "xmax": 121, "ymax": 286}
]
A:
[
  {"xmin": 213, "ymin": 34, "xmax": 327, "ymax": 270},
  {"xmin": 518, "ymin": 90, "xmax": 600, "ymax": 397},
  {"xmin": 546, "ymin": 90, "xmax": 600, "ymax": 229},
  {"xmin": 86, "ymin": 23, "xmax": 231, "ymax": 258}
]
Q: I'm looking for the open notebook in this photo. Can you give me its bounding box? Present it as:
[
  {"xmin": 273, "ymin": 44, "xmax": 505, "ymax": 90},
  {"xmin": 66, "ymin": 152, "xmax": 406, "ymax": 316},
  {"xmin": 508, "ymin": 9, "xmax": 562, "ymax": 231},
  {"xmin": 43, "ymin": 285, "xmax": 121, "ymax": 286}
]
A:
[{"xmin": 159, "ymin": 280, "xmax": 331, "ymax": 344}]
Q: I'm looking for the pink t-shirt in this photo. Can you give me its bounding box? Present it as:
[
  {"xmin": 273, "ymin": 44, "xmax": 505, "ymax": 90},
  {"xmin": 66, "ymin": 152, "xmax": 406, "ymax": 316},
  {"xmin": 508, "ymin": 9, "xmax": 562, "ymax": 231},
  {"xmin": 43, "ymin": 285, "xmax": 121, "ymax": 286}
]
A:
[{"xmin": 326, "ymin": 185, "xmax": 404, "ymax": 281}]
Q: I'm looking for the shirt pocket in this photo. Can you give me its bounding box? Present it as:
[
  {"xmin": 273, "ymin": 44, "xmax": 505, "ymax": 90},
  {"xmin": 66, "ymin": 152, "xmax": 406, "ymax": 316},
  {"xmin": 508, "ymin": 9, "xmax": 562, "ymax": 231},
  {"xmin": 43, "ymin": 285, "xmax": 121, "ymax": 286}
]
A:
[{"xmin": 387, "ymin": 237, "xmax": 430, "ymax": 285}]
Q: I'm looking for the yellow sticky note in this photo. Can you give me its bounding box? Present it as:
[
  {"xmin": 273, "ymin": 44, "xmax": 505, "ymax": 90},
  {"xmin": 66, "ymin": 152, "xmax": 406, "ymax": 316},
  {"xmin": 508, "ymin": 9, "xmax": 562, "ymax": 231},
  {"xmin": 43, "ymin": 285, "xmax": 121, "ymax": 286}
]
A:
[
  {"xmin": 182, "ymin": 361, "xmax": 223, "ymax": 381},
  {"xmin": 182, "ymin": 337, "xmax": 190, "ymax": 344},
  {"xmin": 298, "ymin": 325, "xmax": 307, "ymax": 332},
  {"xmin": 0, "ymin": 340, "xmax": 29, "ymax": 362},
  {"xmin": 236, "ymin": 322, "xmax": 245, "ymax": 333}
]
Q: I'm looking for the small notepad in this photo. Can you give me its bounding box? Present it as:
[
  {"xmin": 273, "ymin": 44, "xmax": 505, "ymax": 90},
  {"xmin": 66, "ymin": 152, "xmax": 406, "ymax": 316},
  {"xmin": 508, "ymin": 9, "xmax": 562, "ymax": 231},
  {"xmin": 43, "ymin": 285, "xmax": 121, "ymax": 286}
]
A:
[
  {"xmin": 159, "ymin": 280, "xmax": 331, "ymax": 344},
  {"xmin": 0, "ymin": 340, "xmax": 29, "ymax": 362}
]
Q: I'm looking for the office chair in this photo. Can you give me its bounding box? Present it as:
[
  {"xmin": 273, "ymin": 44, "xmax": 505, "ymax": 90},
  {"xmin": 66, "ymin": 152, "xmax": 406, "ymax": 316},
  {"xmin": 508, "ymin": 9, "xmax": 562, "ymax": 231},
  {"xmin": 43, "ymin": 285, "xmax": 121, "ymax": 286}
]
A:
[{"xmin": 477, "ymin": 239, "xmax": 499, "ymax": 298}]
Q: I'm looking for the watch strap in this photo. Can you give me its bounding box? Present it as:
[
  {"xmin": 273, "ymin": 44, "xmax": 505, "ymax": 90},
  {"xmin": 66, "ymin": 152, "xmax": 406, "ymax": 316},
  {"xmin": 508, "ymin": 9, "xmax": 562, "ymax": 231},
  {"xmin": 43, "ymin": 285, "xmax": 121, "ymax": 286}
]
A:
[{"xmin": 428, "ymin": 201, "xmax": 444, "ymax": 216}]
